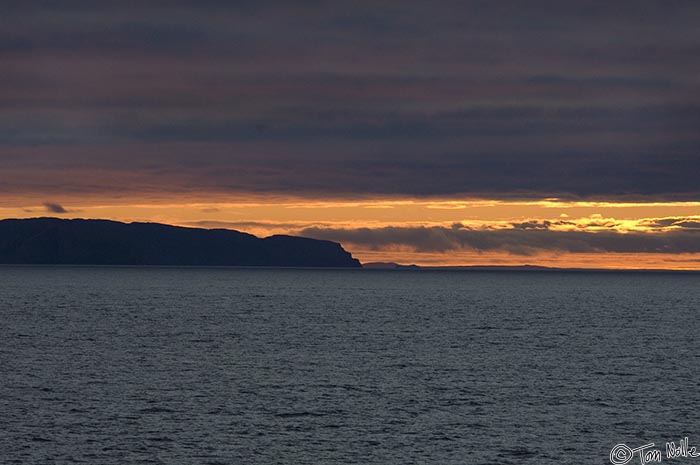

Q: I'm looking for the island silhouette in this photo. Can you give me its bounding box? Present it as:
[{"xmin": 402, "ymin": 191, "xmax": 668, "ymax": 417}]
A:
[{"xmin": 0, "ymin": 218, "xmax": 361, "ymax": 267}]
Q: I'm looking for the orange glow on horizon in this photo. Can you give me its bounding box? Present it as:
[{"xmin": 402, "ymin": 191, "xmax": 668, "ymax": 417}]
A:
[{"xmin": 2, "ymin": 195, "xmax": 700, "ymax": 270}]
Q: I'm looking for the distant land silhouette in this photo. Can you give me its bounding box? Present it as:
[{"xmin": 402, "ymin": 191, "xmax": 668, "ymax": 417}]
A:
[
  {"xmin": 363, "ymin": 262, "xmax": 550, "ymax": 271},
  {"xmin": 362, "ymin": 262, "xmax": 421, "ymax": 270},
  {"xmin": 363, "ymin": 262, "xmax": 700, "ymax": 273},
  {"xmin": 0, "ymin": 218, "xmax": 361, "ymax": 267}
]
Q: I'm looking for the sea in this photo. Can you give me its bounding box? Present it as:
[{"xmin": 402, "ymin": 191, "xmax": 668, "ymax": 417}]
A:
[{"xmin": 2, "ymin": 266, "xmax": 700, "ymax": 465}]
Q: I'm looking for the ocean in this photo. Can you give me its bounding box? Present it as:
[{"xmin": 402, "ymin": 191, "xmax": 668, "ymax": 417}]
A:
[{"xmin": 2, "ymin": 266, "xmax": 699, "ymax": 464}]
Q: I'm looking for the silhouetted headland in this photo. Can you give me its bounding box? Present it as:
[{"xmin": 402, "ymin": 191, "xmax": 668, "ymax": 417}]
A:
[{"xmin": 0, "ymin": 218, "xmax": 361, "ymax": 267}]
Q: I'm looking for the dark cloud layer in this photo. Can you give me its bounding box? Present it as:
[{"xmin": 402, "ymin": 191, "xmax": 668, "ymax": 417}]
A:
[
  {"xmin": 43, "ymin": 202, "xmax": 68, "ymax": 213},
  {"xmin": 3, "ymin": 1, "xmax": 700, "ymax": 200},
  {"xmin": 300, "ymin": 224, "xmax": 700, "ymax": 256}
]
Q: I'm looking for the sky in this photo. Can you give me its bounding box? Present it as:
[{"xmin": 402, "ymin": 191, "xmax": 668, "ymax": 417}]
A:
[{"xmin": 2, "ymin": 0, "xmax": 700, "ymax": 268}]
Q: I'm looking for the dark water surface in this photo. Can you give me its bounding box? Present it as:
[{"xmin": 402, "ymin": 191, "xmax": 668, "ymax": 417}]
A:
[{"xmin": 2, "ymin": 266, "xmax": 700, "ymax": 464}]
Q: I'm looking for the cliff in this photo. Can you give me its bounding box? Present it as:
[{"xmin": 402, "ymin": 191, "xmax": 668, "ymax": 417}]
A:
[{"xmin": 0, "ymin": 218, "xmax": 362, "ymax": 267}]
